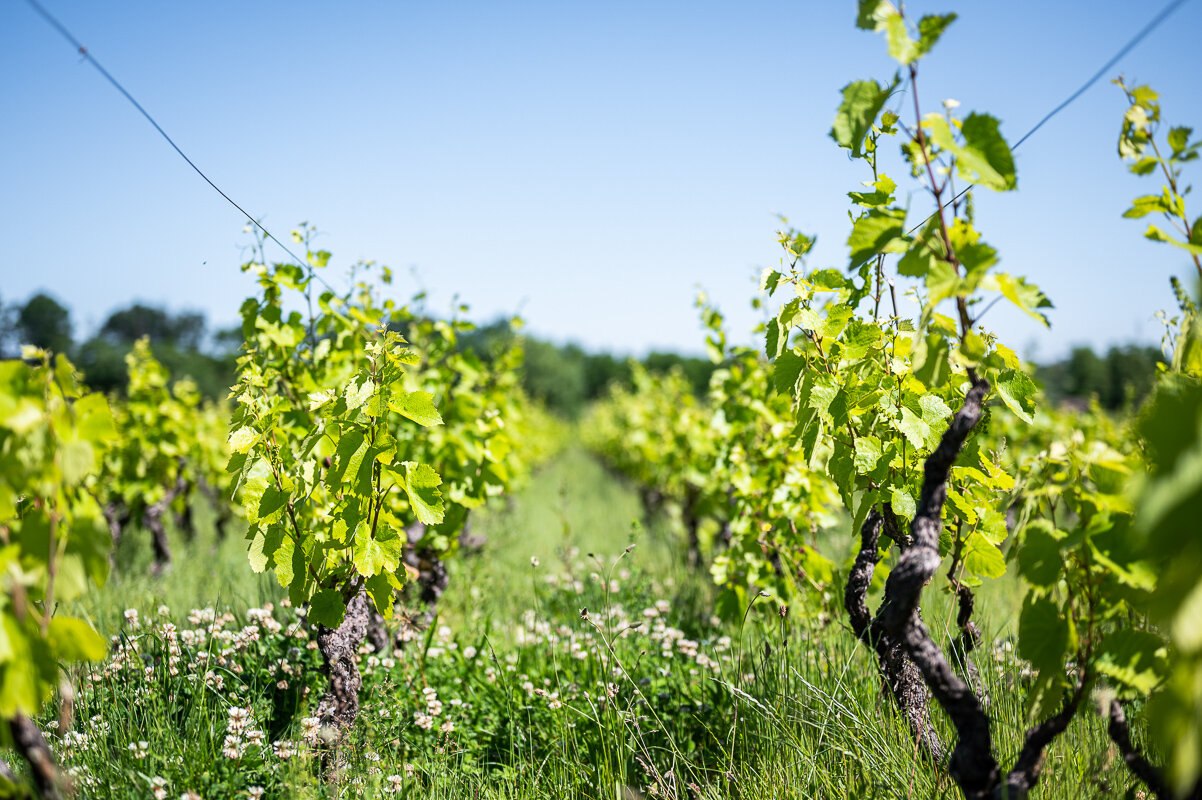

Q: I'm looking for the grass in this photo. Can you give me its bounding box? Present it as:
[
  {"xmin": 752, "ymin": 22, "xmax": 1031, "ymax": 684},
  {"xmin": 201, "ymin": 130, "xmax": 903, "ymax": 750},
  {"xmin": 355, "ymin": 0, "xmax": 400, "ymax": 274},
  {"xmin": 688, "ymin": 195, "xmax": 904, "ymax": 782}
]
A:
[{"xmin": 11, "ymin": 448, "xmax": 1152, "ymax": 799}]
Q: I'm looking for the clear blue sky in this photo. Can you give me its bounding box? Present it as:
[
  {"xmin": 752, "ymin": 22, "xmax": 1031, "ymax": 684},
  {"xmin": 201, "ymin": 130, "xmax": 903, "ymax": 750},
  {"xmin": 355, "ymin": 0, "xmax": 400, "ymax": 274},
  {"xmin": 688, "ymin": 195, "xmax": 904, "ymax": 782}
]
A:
[{"xmin": 2, "ymin": 1, "xmax": 1200, "ymax": 361}]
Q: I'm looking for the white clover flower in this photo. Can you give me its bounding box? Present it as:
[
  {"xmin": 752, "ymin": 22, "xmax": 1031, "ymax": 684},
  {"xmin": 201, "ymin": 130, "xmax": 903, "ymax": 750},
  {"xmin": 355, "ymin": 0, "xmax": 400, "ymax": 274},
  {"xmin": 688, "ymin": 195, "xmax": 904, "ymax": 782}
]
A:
[
  {"xmin": 128, "ymin": 740, "xmax": 149, "ymax": 759},
  {"xmin": 227, "ymin": 706, "xmax": 252, "ymax": 733},
  {"xmin": 383, "ymin": 774, "xmax": 404, "ymax": 794},
  {"xmin": 124, "ymin": 609, "xmax": 140, "ymax": 628},
  {"xmin": 222, "ymin": 734, "xmax": 241, "ymax": 760},
  {"xmin": 300, "ymin": 716, "xmax": 321, "ymax": 744}
]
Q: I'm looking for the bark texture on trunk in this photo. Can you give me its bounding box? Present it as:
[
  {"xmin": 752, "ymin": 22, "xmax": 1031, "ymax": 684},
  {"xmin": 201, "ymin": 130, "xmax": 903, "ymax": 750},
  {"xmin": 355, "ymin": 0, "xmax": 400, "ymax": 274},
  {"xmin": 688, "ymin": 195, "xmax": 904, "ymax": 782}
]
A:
[
  {"xmin": 315, "ymin": 585, "xmax": 371, "ymax": 734},
  {"xmin": 1106, "ymin": 699, "xmax": 1181, "ymax": 800},
  {"xmin": 142, "ymin": 470, "xmax": 189, "ymax": 576},
  {"xmin": 638, "ymin": 486, "xmax": 664, "ymax": 521},
  {"xmin": 142, "ymin": 500, "xmax": 173, "ymax": 577},
  {"xmin": 683, "ymin": 486, "xmax": 701, "ymax": 569},
  {"xmin": 403, "ymin": 522, "xmax": 448, "ymax": 625},
  {"xmin": 845, "ymin": 507, "xmax": 945, "ymax": 764},
  {"xmin": 365, "ymin": 606, "xmax": 390, "ymax": 655},
  {"xmin": 9, "ymin": 714, "xmax": 63, "ymax": 800},
  {"xmin": 102, "ymin": 502, "xmax": 129, "ymax": 549},
  {"xmin": 194, "ymin": 475, "xmax": 233, "ymax": 539},
  {"xmin": 949, "ymin": 579, "xmax": 988, "ymax": 708},
  {"xmin": 457, "ymin": 514, "xmax": 487, "ymax": 554},
  {"xmin": 870, "ymin": 378, "xmax": 1095, "ymax": 800},
  {"xmin": 875, "ymin": 379, "xmax": 1001, "ymax": 799}
]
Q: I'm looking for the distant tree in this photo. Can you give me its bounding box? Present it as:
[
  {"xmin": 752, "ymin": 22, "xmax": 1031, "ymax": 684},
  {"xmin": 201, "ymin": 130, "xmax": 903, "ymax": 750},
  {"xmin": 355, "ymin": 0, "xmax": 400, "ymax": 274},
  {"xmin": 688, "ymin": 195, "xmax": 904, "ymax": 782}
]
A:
[
  {"xmin": 1065, "ymin": 346, "xmax": 1108, "ymax": 399},
  {"xmin": 643, "ymin": 351, "xmax": 715, "ymax": 395},
  {"xmin": 1104, "ymin": 344, "xmax": 1161, "ymax": 408},
  {"xmin": 99, "ymin": 303, "xmax": 205, "ymax": 349},
  {"xmin": 582, "ymin": 352, "xmax": 631, "ymax": 398},
  {"xmin": 74, "ymin": 338, "xmax": 128, "ymax": 395},
  {"xmin": 0, "ymin": 295, "xmax": 16, "ymax": 357},
  {"xmin": 212, "ymin": 324, "xmax": 244, "ymax": 355},
  {"xmin": 522, "ymin": 339, "xmax": 588, "ymax": 415},
  {"xmin": 14, "ymin": 293, "xmax": 73, "ymax": 355},
  {"xmin": 1037, "ymin": 343, "xmax": 1164, "ymax": 410}
]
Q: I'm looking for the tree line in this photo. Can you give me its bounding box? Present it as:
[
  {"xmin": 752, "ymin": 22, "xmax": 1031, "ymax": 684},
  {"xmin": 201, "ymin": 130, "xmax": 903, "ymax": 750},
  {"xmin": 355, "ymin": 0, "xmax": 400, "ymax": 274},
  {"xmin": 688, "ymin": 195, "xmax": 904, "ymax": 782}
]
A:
[{"xmin": 0, "ymin": 291, "xmax": 1165, "ymax": 414}]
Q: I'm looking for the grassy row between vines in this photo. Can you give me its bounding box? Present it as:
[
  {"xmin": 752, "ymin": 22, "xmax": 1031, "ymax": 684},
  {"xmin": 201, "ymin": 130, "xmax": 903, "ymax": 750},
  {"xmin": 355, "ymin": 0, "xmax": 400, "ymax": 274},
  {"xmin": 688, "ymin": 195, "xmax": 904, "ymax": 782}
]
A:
[{"xmin": 19, "ymin": 449, "xmax": 1149, "ymax": 799}]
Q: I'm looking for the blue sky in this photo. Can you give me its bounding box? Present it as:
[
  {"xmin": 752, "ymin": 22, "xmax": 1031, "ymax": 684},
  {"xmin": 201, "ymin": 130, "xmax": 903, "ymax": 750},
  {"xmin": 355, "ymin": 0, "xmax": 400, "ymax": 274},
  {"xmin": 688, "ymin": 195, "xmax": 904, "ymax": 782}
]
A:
[{"xmin": 2, "ymin": 1, "xmax": 1201, "ymax": 360}]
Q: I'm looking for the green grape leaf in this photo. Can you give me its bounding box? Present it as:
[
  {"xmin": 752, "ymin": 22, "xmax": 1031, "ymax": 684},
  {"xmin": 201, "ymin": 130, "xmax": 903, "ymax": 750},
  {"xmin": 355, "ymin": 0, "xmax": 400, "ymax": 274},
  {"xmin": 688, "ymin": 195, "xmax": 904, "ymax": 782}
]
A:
[
  {"xmin": 402, "ymin": 462, "xmax": 445, "ymax": 525},
  {"xmin": 849, "ymin": 175, "xmax": 898, "ymax": 207},
  {"xmin": 308, "ymin": 588, "xmax": 346, "ymax": 629},
  {"xmin": 895, "ymin": 407, "xmax": 929, "ymax": 450},
  {"xmin": 1124, "ymin": 194, "xmax": 1173, "ymax": 219},
  {"xmin": 848, "ymin": 208, "xmax": 908, "ymax": 270},
  {"xmin": 352, "ymin": 523, "xmax": 386, "ymax": 577},
  {"xmin": 912, "ymin": 332, "xmax": 951, "ymax": 389},
  {"xmin": 960, "ymin": 113, "xmax": 1017, "ymax": 191},
  {"xmin": 963, "ymin": 529, "xmax": 1006, "ymax": 578},
  {"xmin": 228, "ymin": 426, "xmax": 256, "ymax": 454},
  {"xmin": 918, "ymin": 394, "xmax": 952, "ymax": 426},
  {"xmin": 59, "ymin": 440, "xmax": 95, "ymax": 486},
  {"xmin": 390, "ymin": 391, "xmax": 443, "ymax": 427},
  {"xmin": 47, "ymin": 617, "xmax": 107, "ymax": 662},
  {"xmin": 247, "ymin": 529, "xmax": 269, "ymax": 573},
  {"xmin": 1096, "ymin": 629, "xmax": 1168, "ymax": 697},
  {"xmin": 73, "ymin": 393, "xmax": 115, "ymax": 442},
  {"xmin": 258, "ymin": 486, "xmax": 289, "ymax": 524},
  {"xmin": 1019, "ymin": 593, "xmax": 1071, "ymax": 677},
  {"xmin": 890, "ymin": 486, "xmax": 916, "ymax": 520},
  {"xmin": 916, "ymin": 13, "xmax": 956, "ymax": 58},
  {"xmin": 328, "ymin": 430, "xmax": 368, "ymax": 489},
  {"xmin": 274, "ymin": 533, "xmax": 296, "ymax": 588},
  {"xmin": 365, "ymin": 572, "xmax": 395, "ymax": 618},
  {"xmin": 856, "ymin": 0, "xmax": 889, "ymax": 30},
  {"xmin": 773, "ymin": 350, "xmax": 805, "ymax": 394},
  {"xmin": 760, "ymin": 269, "xmax": 783, "ymax": 295},
  {"xmin": 765, "ymin": 317, "xmax": 785, "ymax": 359},
  {"xmin": 829, "ymin": 440, "xmax": 857, "ymax": 506},
  {"xmin": 1017, "ymin": 520, "xmax": 1064, "ymax": 587},
  {"xmin": 990, "ymin": 273, "xmax": 1053, "ymax": 325},
  {"xmin": 1168, "ymin": 126, "xmax": 1193, "ymax": 155},
  {"xmin": 831, "ymin": 79, "xmax": 897, "ymax": 157},
  {"xmin": 923, "ymin": 113, "xmax": 1016, "ymax": 191},
  {"xmin": 996, "ymin": 369, "xmax": 1037, "ymax": 424}
]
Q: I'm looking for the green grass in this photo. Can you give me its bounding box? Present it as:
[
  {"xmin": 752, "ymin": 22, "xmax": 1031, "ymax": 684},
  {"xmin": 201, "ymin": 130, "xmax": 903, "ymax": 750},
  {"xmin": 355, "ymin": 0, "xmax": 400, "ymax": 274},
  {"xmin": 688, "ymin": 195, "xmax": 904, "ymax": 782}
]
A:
[{"xmin": 13, "ymin": 448, "xmax": 1152, "ymax": 799}]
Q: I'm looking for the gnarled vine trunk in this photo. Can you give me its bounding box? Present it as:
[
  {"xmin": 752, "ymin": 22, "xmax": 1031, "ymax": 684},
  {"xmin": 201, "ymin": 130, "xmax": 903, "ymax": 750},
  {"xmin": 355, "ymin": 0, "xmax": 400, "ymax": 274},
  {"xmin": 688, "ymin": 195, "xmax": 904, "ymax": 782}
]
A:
[
  {"xmin": 867, "ymin": 378, "xmax": 1094, "ymax": 800},
  {"xmin": 9, "ymin": 714, "xmax": 63, "ymax": 800},
  {"xmin": 844, "ymin": 506, "xmax": 945, "ymax": 764},
  {"xmin": 404, "ymin": 522, "xmax": 449, "ymax": 619},
  {"xmin": 1106, "ymin": 699, "xmax": 1202, "ymax": 800},
  {"xmin": 314, "ymin": 583, "xmax": 371, "ymax": 735},
  {"xmin": 683, "ymin": 485, "xmax": 702, "ymax": 569}
]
